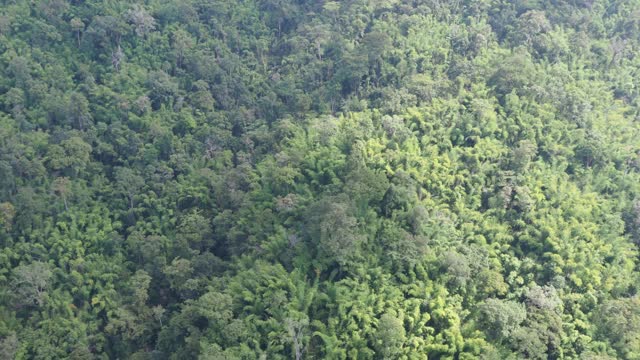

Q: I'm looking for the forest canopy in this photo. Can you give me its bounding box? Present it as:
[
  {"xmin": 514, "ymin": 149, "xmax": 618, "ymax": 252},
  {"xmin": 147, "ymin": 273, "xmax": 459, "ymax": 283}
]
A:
[{"xmin": 2, "ymin": 0, "xmax": 640, "ymax": 359}]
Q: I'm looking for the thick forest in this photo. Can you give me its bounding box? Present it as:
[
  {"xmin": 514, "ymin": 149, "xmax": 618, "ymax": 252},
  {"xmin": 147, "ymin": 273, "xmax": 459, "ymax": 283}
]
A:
[{"xmin": 2, "ymin": 0, "xmax": 640, "ymax": 359}]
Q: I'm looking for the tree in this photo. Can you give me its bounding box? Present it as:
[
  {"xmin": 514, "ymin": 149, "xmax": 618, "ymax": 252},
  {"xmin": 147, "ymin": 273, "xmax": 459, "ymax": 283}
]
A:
[
  {"xmin": 115, "ymin": 167, "xmax": 144, "ymax": 210},
  {"xmin": 126, "ymin": 5, "xmax": 156, "ymax": 38},
  {"xmin": 300, "ymin": 22, "xmax": 332, "ymax": 61},
  {"xmin": 112, "ymin": 44, "xmax": 124, "ymax": 72},
  {"xmin": 66, "ymin": 92, "xmax": 92, "ymax": 130},
  {"xmin": 373, "ymin": 312, "xmax": 406, "ymax": 359},
  {"xmin": 508, "ymin": 140, "xmax": 537, "ymax": 173},
  {"xmin": 7, "ymin": 56, "xmax": 31, "ymax": 88},
  {"xmin": 441, "ymin": 251, "xmax": 472, "ymax": 287},
  {"xmin": 146, "ymin": 71, "xmax": 178, "ymax": 109},
  {"xmin": 70, "ymin": 18, "xmax": 84, "ymax": 47},
  {"xmin": 105, "ymin": 270, "xmax": 157, "ymax": 353},
  {"xmin": 379, "ymin": 221, "xmax": 429, "ymax": 265},
  {"xmin": 46, "ymin": 136, "xmax": 92, "ymax": 175},
  {"xmin": 0, "ymin": 334, "xmax": 18, "ymax": 360},
  {"xmin": 343, "ymin": 164, "xmax": 389, "ymax": 212},
  {"xmin": 516, "ymin": 10, "xmax": 551, "ymax": 46},
  {"xmin": 488, "ymin": 51, "xmax": 535, "ymax": 98},
  {"xmin": 510, "ymin": 326, "xmax": 548, "ymax": 360},
  {"xmin": 85, "ymin": 15, "xmax": 129, "ymax": 48},
  {"xmin": 63, "ymin": 137, "xmax": 92, "ymax": 175},
  {"xmin": 163, "ymin": 258, "xmax": 195, "ymax": 299},
  {"xmin": 177, "ymin": 210, "xmax": 213, "ymax": 251},
  {"xmin": 171, "ymin": 28, "xmax": 194, "ymax": 69},
  {"xmin": 525, "ymin": 285, "xmax": 562, "ymax": 312},
  {"xmin": 189, "ymin": 80, "xmax": 215, "ymax": 112},
  {"xmin": 478, "ymin": 299, "xmax": 527, "ymax": 340},
  {"xmin": 595, "ymin": 297, "xmax": 640, "ymax": 358},
  {"xmin": 361, "ymin": 31, "xmax": 393, "ymax": 85},
  {"xmin": 285, "ymin": 316, "xmax": 309, "ymax": 360},
  {"xmin": 305, "ymin": 196, "xmax": 364, "ymax": 266},
  {"xmin": 11, "ymin": 262, "xmax": 53, "ymax": 307},
  {"xmin": 4, "ymin": 87, "xmax": 25, "ymax": 121},
  {"xmin": 0, "ymin": 202, "xmax": 16, "ymax": 231},
  {"xmin": 51, "ymin": 177, "xmax": 71, "ymax": 211}
]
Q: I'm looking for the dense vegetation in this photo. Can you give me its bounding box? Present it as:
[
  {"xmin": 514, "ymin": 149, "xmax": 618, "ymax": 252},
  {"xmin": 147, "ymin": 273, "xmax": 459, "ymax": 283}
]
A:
[{"xmin": 2, "ymin": 0, "xmax": 640, "ymax": 358}]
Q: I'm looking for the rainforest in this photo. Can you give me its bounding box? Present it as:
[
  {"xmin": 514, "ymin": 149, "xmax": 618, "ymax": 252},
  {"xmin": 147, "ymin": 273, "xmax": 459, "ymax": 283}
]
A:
[{"xmin": 2, "ymin": 0, "xmax": 640, "ymax": 359}]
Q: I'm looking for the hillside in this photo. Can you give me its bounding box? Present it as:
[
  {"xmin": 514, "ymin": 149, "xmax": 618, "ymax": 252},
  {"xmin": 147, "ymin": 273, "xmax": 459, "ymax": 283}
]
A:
[{"xmin": 2, "ymin": 0, "xmax": 640, "ymax": 359}]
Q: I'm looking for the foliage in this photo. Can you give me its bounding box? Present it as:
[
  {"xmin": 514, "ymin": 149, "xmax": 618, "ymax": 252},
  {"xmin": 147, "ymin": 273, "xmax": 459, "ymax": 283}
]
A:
[{"xmin": 1, "ymin": 0, "xmax": 640, "ymax": 358}]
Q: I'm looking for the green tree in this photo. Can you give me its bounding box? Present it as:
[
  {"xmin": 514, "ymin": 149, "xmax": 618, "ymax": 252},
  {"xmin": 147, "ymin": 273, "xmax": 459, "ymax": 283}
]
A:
[
  {"xmin": 306, "ymin": 196, "xmax": 364, "ymax": 267},
  {"xmin": 595, "ymin": 297, "xmax": 640, "ymax": 358},
  {"xmin": 373, "ymin": 312, "xmax": 406, "ymax": 359},
  {"xmin": 115, "ymin": 167, "xmax": 144, "ymax": 210},
  {"xmin": 478, "ymin": 299, "xmax": 527, "ymax": 340},
  {"xmin": 11, "ymin": 262, "xmax": 53, "ymax": 307}
]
